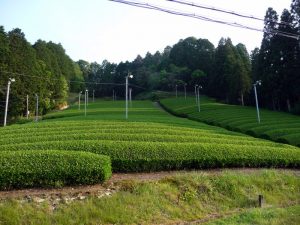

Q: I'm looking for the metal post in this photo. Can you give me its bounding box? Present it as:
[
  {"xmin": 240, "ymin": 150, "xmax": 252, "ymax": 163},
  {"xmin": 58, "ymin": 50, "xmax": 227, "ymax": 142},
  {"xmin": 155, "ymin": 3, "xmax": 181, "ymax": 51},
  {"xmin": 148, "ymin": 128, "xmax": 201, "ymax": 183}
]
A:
[
  {"xmin": 197, "ymin": 86, "xmax": 201, "ymax": 112},
  {"xmin": 113, "ymin": 89, "xmax": 115, "ymax": 101},
  {"xmin": 129, "ymin": 88, "xmax": 132, "ymax": 107},
  {"xmin": 85, "ymin": 90, "xmax": 87, "ymax": 117},
  {"xmin": 254, "ymin": 84, "xmax": 260, "ymax": 123},
  {"xmin": 4, "ymin": 79, "xmax": 14, "ymax": 127},
  {"xmin": 87, "ymin": 90, "xmax": 89, "ymax": 106},
  {"xmin": 184, "ymin": 84, "xmax": 187, "ymax": 100},
  {"xmin": 26, "ymin": 94, "xmax": 29, "ymax": 119},
  {"xmin": 175, "ymin": 85, "xmax": 178, "ymax": 98},
  {"xmin": 125, "ymin": 73, "xmax": 133, "ymax": 119},
  {"xmin": 194, "ymin": 84, "xmax": 198, "ymax": 106},
  {"xmin": 35, "ymin": 94, "xmax": 39, "ymax": 122},
  {"xmin": 126, "ymin": 76, "xmax": 128, "ymax": 119}
]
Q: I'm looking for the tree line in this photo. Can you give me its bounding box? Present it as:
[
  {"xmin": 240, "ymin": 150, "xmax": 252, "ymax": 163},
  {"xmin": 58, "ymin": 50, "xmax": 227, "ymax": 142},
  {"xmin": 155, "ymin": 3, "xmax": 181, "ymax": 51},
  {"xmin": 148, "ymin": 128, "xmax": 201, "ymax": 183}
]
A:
[{"xmin": 0, "ymin": 0, "xmax": 299, "ymax": 123}]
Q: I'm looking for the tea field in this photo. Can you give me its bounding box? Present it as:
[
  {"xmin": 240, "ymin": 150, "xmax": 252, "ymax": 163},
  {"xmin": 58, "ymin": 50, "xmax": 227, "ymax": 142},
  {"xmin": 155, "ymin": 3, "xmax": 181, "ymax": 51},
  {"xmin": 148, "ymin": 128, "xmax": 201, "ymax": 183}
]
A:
[
  {"xmin": 0, "ymin": 100, "xmax": 299, "ymax": 189},
  {"xmin": 160, "ymin": 96, "xmax": 300, "ymax": 147}
]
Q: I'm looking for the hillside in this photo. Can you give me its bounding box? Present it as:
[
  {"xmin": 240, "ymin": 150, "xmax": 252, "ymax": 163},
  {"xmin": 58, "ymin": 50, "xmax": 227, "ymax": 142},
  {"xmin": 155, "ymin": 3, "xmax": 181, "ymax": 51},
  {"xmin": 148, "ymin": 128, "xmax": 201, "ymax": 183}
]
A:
[{"xmin": 160, "ymin": 96, "xmax": 300, "ymax": 147}]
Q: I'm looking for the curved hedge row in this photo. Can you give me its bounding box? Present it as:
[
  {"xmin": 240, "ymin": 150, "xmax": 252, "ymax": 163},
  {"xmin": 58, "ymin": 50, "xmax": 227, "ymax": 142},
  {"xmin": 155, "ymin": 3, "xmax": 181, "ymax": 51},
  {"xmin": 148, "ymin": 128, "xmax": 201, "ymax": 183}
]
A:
[
  {"xmin": 0, "ymin": 150, "xmax": 112, "ymax": 190},
  {"xmin": 160, "ymin": 97, "xmax": 300, "ymax": 147}
]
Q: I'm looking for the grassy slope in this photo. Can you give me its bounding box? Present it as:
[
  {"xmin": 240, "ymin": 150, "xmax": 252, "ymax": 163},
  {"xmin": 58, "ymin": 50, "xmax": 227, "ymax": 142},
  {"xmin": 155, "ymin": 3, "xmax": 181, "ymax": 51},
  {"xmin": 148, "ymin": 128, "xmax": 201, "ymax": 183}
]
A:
[
  {"xmin": 160, "ymin": 96, "xmax": 300, "ymax": 147},
  {"xmin": 206, "ymin": 205, "xmax": 300, "ymax": 225},
  {"xmin": 0, "ymin": 170, "xmax": 299, "ymax": 225}
]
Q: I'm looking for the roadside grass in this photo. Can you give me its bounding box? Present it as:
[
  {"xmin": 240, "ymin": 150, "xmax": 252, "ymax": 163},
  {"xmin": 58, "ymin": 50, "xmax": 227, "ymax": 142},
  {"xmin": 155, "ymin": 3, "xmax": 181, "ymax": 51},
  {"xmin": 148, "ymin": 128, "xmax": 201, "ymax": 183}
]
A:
[
  {"xmin": 0, "ymin": 170, "xmax": 299, "ymax": 225},
  {"xmin": 159, "ymin": 96, "xmax": 300, "ymax": 147},
  {"xmin": 205, "ymin": 205, "xmax": 300, "ymax": 225}
]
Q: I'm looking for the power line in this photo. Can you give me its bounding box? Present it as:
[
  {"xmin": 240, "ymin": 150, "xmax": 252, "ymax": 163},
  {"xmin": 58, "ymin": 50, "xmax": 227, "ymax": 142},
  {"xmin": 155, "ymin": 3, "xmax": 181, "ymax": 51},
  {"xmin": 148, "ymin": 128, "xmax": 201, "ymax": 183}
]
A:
[
  {"xmin": 1, "ymin": 71, "xmax": 126, "ymax": 86},
  {"xmin": 109, "ymin": 0, "xmax": 300, "ymax": 40},
  {"xmin": 166, "ymin": 0, "xmax": 293, "ymax": 27}
]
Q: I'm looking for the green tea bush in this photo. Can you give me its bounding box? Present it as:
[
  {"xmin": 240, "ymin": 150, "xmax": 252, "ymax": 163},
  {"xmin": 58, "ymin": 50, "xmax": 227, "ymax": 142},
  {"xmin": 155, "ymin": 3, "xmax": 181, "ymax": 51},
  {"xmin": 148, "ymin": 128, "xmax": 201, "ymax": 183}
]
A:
[
  {"xmin": 0, "ymin": 140, "xmax": 298, "ymax": 172},
  {"xmin": 160, "ymin": 97, "xmax": 300, "ymax": 147},
  {"xmin": 0, "ymin": 150, "xmax": 112, "ymax": 190}
]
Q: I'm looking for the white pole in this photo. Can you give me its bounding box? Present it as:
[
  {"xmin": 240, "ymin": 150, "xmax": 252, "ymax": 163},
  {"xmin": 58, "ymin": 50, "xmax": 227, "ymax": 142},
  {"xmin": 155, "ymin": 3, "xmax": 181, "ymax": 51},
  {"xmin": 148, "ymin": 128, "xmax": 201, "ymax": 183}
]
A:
[
  {"xmin": 85, "ymin": 90, "xmax": 87, "ymax": 116},
  {"xmin": 129, "ymin": 88, "xmax": 132, "ymax": 107},
  {"xmin": 26, "ymin": 94, "xmax": 29, "ymax": 119},
  {"xmin": 3, "ymin": 80, "xmax": 12, "ymax": 127},
  {"xmin": 126, "ymin": 76, "xmax": 128, "ymax": 119},
  {"xmin": 254, "ymin": 84, "xmax": 261, "ymax": 123},
  {"xmin": 197, "ymin": 86, "xmax": 201, "ymax": 112},
  {"xmin": 87, "ymin": 90, "xmax": 89, "ymax": 106},
  {"xmin": 35, "ymin": 94, "xmax": 38, "ymax": 122},
  {"xmin": 194, "ymin": 84, "xmax": 198, "ymax": 106}
]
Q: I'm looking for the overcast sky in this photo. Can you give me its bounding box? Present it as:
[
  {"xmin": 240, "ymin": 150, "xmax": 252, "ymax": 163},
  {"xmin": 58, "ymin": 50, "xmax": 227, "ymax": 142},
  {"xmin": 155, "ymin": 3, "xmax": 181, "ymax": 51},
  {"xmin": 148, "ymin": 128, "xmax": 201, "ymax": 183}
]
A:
[{"xmin": 0, "ymin": 0, "xmax": 292, "ymax": 64}]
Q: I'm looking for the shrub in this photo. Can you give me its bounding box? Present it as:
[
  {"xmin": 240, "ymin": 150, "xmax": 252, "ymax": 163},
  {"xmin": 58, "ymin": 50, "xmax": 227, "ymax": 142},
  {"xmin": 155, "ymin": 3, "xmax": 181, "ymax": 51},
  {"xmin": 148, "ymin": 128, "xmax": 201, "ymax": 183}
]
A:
[{"xmin": 0, "ymin": 150, "xmax": 112, "ymax": 190}]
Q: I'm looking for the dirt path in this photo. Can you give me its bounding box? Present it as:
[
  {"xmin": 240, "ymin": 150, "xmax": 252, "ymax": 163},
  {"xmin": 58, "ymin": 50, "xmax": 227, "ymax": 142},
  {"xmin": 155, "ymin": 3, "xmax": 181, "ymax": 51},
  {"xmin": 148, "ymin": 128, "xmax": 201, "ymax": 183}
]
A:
[{"xmin": 1, "ymin": 169, "xmax": 299, "ymax": 200}]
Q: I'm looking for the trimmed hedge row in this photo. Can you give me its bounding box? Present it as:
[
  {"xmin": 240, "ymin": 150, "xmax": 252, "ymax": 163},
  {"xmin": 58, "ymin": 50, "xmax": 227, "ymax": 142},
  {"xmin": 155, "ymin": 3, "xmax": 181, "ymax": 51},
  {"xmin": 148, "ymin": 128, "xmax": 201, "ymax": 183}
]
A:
[
  {"xmin": 1, "ymin": 140, "xmax": 299, "ymax": 172},
  {"xmin": 0, "ymin": 131, "xmax": 290, "ymax": 148},
  {"xmin": 160, "ymin": 97, "xmax": 300, "ymax": 147},
  {"xmin": 0, "ymin": 150, "xmax": 112, "ymax": 190}
]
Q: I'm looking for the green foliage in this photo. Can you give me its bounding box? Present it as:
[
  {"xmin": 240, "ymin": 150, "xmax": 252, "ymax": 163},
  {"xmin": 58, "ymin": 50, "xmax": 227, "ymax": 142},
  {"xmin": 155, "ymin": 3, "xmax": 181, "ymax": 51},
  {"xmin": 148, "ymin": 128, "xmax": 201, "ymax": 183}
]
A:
[
  {"xmin": 0, "ymin": 150, "xmax": 111, "ymax": 189},
  {"xmin": 0, "ymin": 100, "xmax": 299, "ymax": 176},
  {"xmin": 0, "ymin": 27, "xmax": 81, "ymax": 124},
  {"xmin": 160, "ymin": 96, "xmax": 300, "ymax": 147}
]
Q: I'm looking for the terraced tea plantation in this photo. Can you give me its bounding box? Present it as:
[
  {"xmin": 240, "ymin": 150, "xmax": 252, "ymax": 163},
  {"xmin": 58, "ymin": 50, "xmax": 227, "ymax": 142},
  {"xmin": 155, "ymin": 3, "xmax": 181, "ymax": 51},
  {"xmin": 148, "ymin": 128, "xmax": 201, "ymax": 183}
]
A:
[
  {"xmin": 0, "ymin": 100, "xmax": 299, "ymax": 189},
  {"xmin": 160, "ymin": 96, "xmax": 300, "ymax": 147}
]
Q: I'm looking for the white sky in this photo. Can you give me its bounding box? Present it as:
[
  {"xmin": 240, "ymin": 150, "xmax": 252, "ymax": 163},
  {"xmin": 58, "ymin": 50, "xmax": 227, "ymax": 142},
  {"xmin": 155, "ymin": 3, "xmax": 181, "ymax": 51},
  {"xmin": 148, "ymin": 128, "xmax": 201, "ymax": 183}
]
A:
[{"xmin": 0, "ymin": 0, "xmax": 292, "ymax": 64}]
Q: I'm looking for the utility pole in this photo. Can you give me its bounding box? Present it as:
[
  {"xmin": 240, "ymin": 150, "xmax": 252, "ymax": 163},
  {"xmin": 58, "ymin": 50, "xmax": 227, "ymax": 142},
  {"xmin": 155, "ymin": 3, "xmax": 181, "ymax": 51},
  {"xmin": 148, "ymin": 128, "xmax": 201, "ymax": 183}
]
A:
[
  {"xmin": 26, "ymin": 94, "xmax": 29, "ymax": 119},
  {"xmin": 85, "ymin": 89, "xmax": 87, "ymax": 116},
  {"xmin": 195, "ymin": 84, "xmax": 198, "ymax": 105},
  {"xmin": 125, "ymin": 72, "xmax": 133, "ymax": 119},
  {"xmin": 3, "ymin": 78, "xmax": 15, "ymax": 127},
  {"xmin": 129, "ymin": 88, "xmax": 132, "ymax": 107},
  {"xmin": 253, "ymin": 80, "xmax": 262, "ymax": 123},
  {"xmin": 35, "ymin": 94, "xmax": 39, "ymax": 122},
  {"xmin": 87, "ymin": 90, "xmax": 89, "ymax": 106},
  {"xmin": 197, "ymin": 85, "xmax": 202, "ymax": 112}
]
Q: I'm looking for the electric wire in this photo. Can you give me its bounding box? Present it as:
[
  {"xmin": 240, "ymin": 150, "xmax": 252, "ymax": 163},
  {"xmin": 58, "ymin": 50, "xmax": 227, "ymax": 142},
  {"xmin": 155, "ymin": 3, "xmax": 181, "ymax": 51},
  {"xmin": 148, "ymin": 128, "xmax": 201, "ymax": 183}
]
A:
[
  {"xmin": 166, "ymin": 0, "xmax": 293, "ymax": 27},
  {"xmin": 1, "ymin": 71, "xmax": 126, "ymax": 86},
  {"xmin": 109, "ymin": 0, "xmax": 300, "ymax": 40}
]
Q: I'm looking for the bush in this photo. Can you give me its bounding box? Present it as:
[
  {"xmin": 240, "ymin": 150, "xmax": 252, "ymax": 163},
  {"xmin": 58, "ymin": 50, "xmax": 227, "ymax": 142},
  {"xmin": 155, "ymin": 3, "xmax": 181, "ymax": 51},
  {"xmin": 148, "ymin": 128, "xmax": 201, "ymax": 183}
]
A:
[
  {"xmin": 1, "ymin": 141, "xmax": 299, "ymax": 172},
  {"xmin": 0, "ymin": 150, "xmax": 112, "ymax": 190}
]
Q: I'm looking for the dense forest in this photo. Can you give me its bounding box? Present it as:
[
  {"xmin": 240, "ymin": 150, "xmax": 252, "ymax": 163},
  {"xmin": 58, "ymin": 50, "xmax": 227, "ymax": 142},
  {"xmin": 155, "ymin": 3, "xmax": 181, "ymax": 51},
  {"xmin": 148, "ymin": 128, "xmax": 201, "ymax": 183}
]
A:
[{"xmin": 0, "ymin": 0, "xmax": 299, "ymax": 124}]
